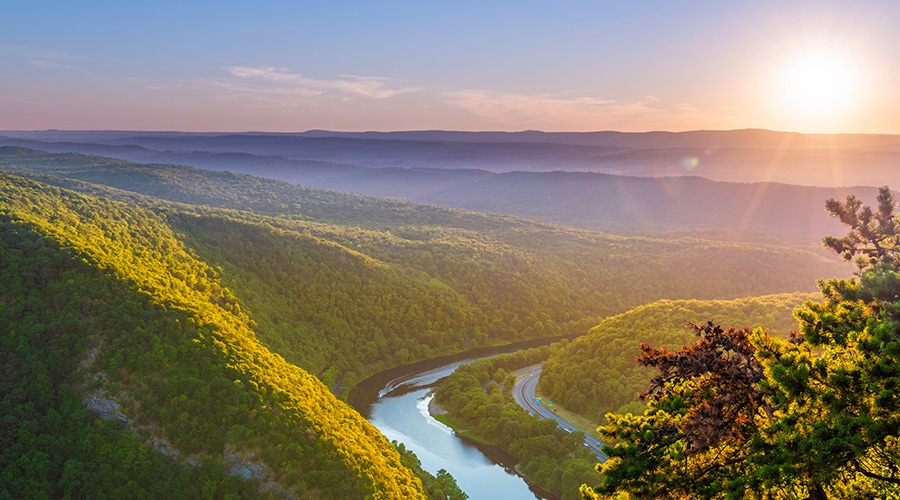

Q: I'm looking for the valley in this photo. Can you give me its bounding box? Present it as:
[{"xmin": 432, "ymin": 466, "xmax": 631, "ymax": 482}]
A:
[
  {"xmin": 0, "ymin": 132, "xmax": 884, "ymax": 499},
  {"xmin": 7, "ymin": 0, "xmax": 900, "ymax": 497}
]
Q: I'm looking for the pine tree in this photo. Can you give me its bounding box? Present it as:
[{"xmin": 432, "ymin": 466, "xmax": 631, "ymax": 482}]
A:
[{"xmin": 587, "ymin": 187, "xmax": 900, "ymax": 499}]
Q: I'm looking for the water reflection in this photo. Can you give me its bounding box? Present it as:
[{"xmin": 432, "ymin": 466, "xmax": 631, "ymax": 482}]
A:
[{"xmin": 368, "ymin": 363, "xmax": 542, "ymax": 500}]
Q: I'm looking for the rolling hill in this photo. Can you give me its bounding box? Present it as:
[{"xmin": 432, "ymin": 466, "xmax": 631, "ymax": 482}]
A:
[
  {"xmin": 3, "ymin": 129, "xmax": 897, "ymax": 245},
  {"xmin": 539, "ymin": 293, "xmax": 819, "ymax": 424},
  {"xmin": 0, "ymin": 146, "xmax": 859, "ymax": 497},
  {"xmin": 0, "ymin": 147, "xmax": 853, "ymax": 391},
  {"xmin": 0, "ymin": 173, "xmax": 425, "ymax": 498}
]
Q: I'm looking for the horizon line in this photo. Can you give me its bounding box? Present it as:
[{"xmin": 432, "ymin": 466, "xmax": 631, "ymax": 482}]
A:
[{"xmin": 2, "ymin": 127, "xmax": 899, "ymax": 137}]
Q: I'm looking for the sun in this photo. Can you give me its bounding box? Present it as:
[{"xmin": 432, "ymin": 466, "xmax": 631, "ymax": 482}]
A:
[{"xmin": 776, "ymin": 50, "xmax": 861, "ymax": 122}]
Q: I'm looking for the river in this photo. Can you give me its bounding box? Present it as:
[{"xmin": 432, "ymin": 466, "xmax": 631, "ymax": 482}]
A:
[
  {"xmin": 350, "ymin": 336, "xmax": 578, "ymax": 500},
  {"xmin": 368, "ymin": 361, "xmax": 544, "ymax": 499}
]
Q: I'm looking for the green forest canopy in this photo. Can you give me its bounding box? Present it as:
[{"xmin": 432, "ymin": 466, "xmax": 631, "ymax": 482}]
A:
[
  {"xmin": 540, "ymin": 293, "xmax": 818, "ymax": 424},
  {"xmin": 0, "ymin": 173, "xmax": 425, "ymax": 498},
  {"xmin": 0, "ymin": 147, "xmax": 852, "ymax": 396},
  {"xmin": 0, "ymin": 146, "xmax": 864, "ymax": 498}
]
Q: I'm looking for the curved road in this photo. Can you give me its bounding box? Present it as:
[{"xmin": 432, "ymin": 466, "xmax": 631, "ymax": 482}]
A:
[{"xmin": 513, "ymin": 364, "xmax": 607, "ymax": 461}]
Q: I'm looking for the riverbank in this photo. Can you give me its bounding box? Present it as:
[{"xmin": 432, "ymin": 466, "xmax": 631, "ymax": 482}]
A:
[
  {"xmin": 428, "ymin": 347, "xmax": 602, "ymax": 499},
  {"xmin": 356, "ymin": 333, "xmax": 585, "ymax": 499},
  {"xmin": 428, "ymin": 396, "xmax": 448, "ymax": 416},
  {"xmin": 368, "ymin": 372, "xmax": 546, "ymax": 499},
  {"xmin": 427, "ymin": 395, "xmax": 561, "ymax": 500},
  {"xmin": 348, "ymin": 333, "xmax": 581, "ymax": 418},
  {"xmin": 427, "ymin": 396, "xmax": 493, "ymax": 447}
]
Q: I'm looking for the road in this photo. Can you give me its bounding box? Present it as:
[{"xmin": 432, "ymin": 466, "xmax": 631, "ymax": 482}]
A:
[{"xmin": 513, "ymin": 364, "xmax": 607, "ymax": 461}]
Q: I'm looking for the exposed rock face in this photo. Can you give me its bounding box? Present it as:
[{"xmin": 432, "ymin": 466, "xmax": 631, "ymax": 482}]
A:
[
  {"xmin": 83, "ymin": 389, "xmax": 128, "ymax": 423},
  {"xmin": 79, "ymin": 350, "xmax": 295, "ymax": 497}
]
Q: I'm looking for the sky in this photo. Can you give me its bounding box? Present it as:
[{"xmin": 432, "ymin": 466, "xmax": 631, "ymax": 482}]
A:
[{"xmin": 3, "ymin": 0, "xmax": 900, "ymax": 134}]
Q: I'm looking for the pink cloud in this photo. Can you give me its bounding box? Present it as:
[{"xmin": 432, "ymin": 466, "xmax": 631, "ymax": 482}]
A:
[{"xmin": 226, "ymin": 66, "xmax": 420, "ymax": 99}]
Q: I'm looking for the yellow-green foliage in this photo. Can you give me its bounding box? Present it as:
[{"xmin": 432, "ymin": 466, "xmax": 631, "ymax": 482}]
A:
[
  {"xmin": 0, "ymin": 147, "xmax": 858, "ymax": 498},
  {"xmin": 0, "ymin": 172, "xmax": 425, "ymax": 498},
  {"xmin": 0, "ymin": 149, "xmax": 853, "ymax": 395},
  {"xmin": 540, "ymin": 293, "xmax": 819, "ymax": 423}
]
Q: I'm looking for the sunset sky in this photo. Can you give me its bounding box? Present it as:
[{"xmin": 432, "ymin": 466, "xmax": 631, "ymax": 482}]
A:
[{"xmin": 3, "ymin": 0, "xmax": 900, "ymax": 134}]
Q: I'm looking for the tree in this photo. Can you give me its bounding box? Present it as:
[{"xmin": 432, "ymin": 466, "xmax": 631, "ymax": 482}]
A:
[
  {"xmin": 586, "ymin": 186, "xmax": 900, "ymax": 499},
  {"xmin": 586, "ymin": 322, "xmax": 773, "ymax": 498},
  {"xmin": 766, "ymin": 186, "xmax": 900, "ymax": 495},
  {"xmin": 822, "ymin": 186, "xmax": 900, "ymax": 272}
]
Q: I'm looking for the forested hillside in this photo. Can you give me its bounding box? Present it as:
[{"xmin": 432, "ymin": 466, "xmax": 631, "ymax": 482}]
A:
[
  {"xmin": 539, "ymin": 293, "xmax": 818, "ymax": 423},
  {"xmin": 0, "ymin": 173, "xmax": 426, "ymax": 498},
  {"xmin": 0, "ymin": 147, "xmax": 852, "ymax": 397},
  {"xmin": 0, "ymin": 146, "xmax": 864, "ymax": 498},
  {"xmin": 420, "ymin": 172, "xmax": 870, "ymax": 243},
  {"xmin": 0, "ymin": 143, "xmax": 888, "ymax": 246}
]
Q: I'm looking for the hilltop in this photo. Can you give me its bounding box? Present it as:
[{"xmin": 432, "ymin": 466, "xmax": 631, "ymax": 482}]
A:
[
  {"xmin": 0, "ymin": 146, "xmax": 856, "ymax": 497},
  {"xmin": 539, "ymin": 293, "xmax": 818, "ymax": 423}
]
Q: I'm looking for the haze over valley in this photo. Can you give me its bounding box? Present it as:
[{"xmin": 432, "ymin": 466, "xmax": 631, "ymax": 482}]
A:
[{"xmin": 4, "ymin": 129, "xmax": 898, "ymax": 245}]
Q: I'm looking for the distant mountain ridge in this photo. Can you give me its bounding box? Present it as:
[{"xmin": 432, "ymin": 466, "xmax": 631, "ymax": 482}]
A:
[
  {"xmin": 0, "ymin": 143, "xmax": 886, "ymax": 246},
  {"xmin": 5, "ymin": 127, "xmax": 900, "ymax": 147},
  {"xmin": 2, "ymin": 128, "xmax": 899, "ymax": 184},
  {"xmin": 2, "ymin": 128, "xmax": 898, "ymax": 244}
]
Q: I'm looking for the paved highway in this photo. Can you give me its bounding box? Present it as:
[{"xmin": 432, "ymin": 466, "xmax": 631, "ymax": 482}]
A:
[{"xmin": 513, "ymin": 364, "xmax": 607, "ymax": 461}]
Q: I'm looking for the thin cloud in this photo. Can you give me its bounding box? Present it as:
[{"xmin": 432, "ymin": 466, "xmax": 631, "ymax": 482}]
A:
[
  {"xmin": 28, "ymin": 59, "xmax": 81, "ymax": 71},
  {"xmin": 0, "ymin": 44, "xmax": 82, "ymax": 71},
  {"xmin": 202, "ymin": 77, "xmax": 323, "ymax": 98},
  {"xmin": 226, "ymin": 66, "xmax": 420, "ymax": 99},
  {"xmin": 442, "ymin": 89, "xmax": 708, "ymax": 131}
]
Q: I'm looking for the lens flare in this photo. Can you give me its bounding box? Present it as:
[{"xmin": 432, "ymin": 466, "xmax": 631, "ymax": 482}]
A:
[{"xmin": 681, "ymin": 157, "xmax": 699, "ymax": 170}]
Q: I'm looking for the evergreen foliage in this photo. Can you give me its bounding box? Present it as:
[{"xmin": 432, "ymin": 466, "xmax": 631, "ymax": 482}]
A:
[{"xmin": 586, "ymin": 186, "xmax": 900, "ymax": 499}]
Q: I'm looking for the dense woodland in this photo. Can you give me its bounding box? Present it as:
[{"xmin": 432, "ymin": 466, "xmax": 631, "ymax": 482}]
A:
[
  {"xmin": 540, "ymin": 293, "xmax": 818, "ymax": 423},
  {"xmin": 0, "ymin": 214, "xmax": 263, "ymax": 498},
  {"xmin": 0, "ymin": 174, "xmax": 427, "ymax": 498},
  {"xmin": 431, "ymin": 294, "xmax": 817, "ymax": 498},
  {"xmin": 0, "ymin": 147, "xmax": 850, "ymax": 396},
  {"xmin": 0, "ymin": 146, "xmax": 866, "ymax": 498}
]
